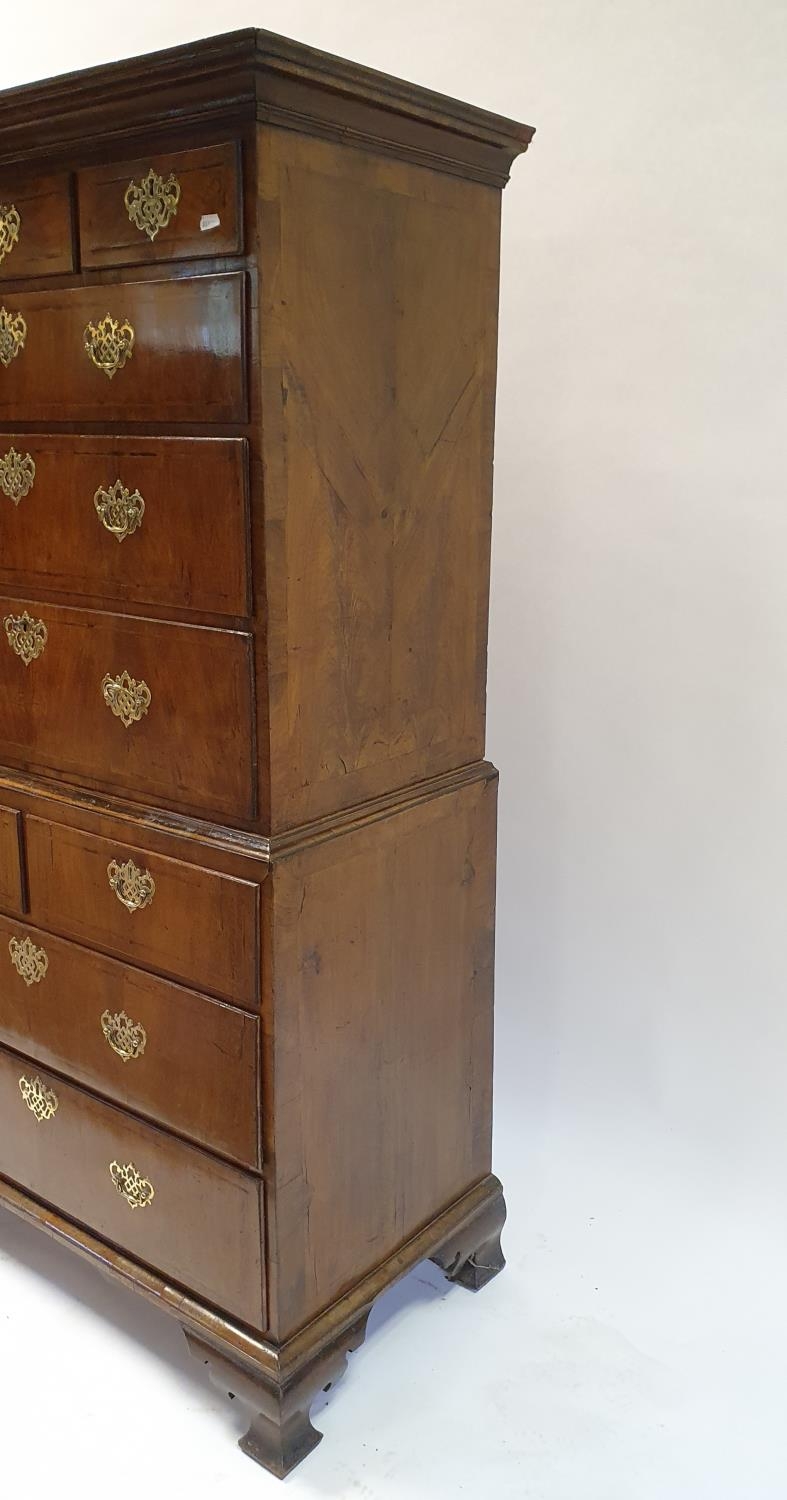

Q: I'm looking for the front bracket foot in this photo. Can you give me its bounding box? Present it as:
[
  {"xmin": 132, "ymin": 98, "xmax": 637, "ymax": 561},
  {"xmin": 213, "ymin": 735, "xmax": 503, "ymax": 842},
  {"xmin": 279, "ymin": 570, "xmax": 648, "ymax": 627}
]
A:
[{"xmin": 183, "ymin": 1313, "xmax": 369, "ymax": 1480}]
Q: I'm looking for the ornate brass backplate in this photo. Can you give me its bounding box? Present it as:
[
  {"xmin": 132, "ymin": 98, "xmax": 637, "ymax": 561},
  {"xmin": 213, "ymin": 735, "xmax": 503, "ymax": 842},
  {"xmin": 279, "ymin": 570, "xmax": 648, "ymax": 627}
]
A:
[
  {"xmin": 4, "ymin": 610, "xmax": 47, "ymax": 666},
  {"xmin": 107, "ymin": 857, "xmax": 156, "ymax": 913},
  {"xmin": 0, "ymin": 447, "xmax": 35, "ymax": 504},
  {"xmin": 19, "ymin": 1074, "xmax": 58, "ymax": 1123},
  {"xmin": 9, "ymin": 935, "xmax": 48, "ymax": 986},
  {"xmin": 124, "ymin": 167, "xmax": 181, "ymax": 241},
  {"xmin": 101, "ymin": 1009, "xmax": 147, "ymax": 1062},
  {"xmin": 94, "ymin": 479, "xmax": 145, "ymax": 541},
  {"xmin": 0, "ymin": 306, "xmax": 27, "ymax": 367},
  {"xmin": 0, "ymin": 203, "xmax": 21, "ymax": 264},
  {"xmin": 101, "ymin": 669, "xmax": 151, "ymax": 727},
  {"xmin": 110, "ymin": 1159, "xmax": 155, "ymax": 1209},
  {"xmin": 84, "ymin": 314, "xmax": 134, "ymax": 378}
]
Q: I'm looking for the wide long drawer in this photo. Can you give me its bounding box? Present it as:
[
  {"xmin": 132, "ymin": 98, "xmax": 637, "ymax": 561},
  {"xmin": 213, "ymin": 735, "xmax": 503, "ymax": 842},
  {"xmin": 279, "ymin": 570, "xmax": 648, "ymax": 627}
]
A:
[
  {"xmin": 0, "ymin": 272, "xmax": 245, "ymax": 422},
  {"xmin": 0, "ymin": 435, "xmax": 250, "ymax": 617},
  {"xmin": 0, "ymin": 1044, "xmax": 265, "ymax": 1326},
  {"xmin": 0, "ymin": 597, "xmax": 255, "ymax": 819},
  {"xmin": 24, "ymin": 818, "xmax": 260, "ymax": 1009},
  {"xmin": 0, "ymin": 912, "xmax": 259, "ymax": 1166}
]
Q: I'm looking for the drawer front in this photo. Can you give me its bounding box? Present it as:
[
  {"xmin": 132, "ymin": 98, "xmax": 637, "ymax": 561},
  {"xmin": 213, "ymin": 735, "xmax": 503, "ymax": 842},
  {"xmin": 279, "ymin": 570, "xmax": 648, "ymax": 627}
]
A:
[
  {"xmin": 0, "ymin": 272, "xmax": 244, "ymax": 422},
  {"xmin": 0, "ymin": 913, "xmax": 259, "ymax": 1166},
  {"xmin": 0, "ymin": 805, "xmax": 24, "ymax": 916},
  {"xmin": 25, "ymin": 818, "xmax": 260, "ymax": 1009},
  {"xmin": 0, "ymin": 435, "xmax": 250, "ymax": 616},
  {"xmin": 0, "ymin": 1045, "xmax": 264, "ymax": 1326},
  {"xmin": 0, "ymin": 598, "xmax": 255, "ymax": 819},
  {"xmin": 0, "ymin": 173, "xmax": 74, "ymax": 280},
  {"xmin": 79, "ymin": 142, "xmax": 241, "ymax": 267}
]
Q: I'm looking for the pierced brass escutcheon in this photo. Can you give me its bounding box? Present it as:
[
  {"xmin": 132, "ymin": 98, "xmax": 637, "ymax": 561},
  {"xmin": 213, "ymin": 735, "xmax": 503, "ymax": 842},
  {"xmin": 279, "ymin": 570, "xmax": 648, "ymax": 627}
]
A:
[
  {"xmin": 101, "ymin": 1009, "xmax": 147, "ymax": 1063},
  {"xmin": 4, "ymin": 609, "xmax": 47, "ymax": 666},
  {"xmin": 0, "ymin": 203, "xmax": 21, "ymax": 264},
  {"xmin": 0, "ymin": 306, "xmax": 27, "ymax": 367},
  {"xmin": 0, "ymin": 447, "xmax": 35, "ymax": 504},
  {"xmin": 84, "ymin": 314, "xmax": 134, "ymax": 379},
  {"xmin": 107, "ymin": 857, "xmax": 156, "ymax": 913},
  {"xmin": 124, "ymin": 167, "xmax": 181, "ymax": 241},
  {"xmin": 19, "ymin": 1074, "xmax": 58, "ymax": 1123},
  {"xmin": 101, "ymin": 670, "xmax": 151, "ymax": 727},
  {"xmin": 94, "ymin": 479, "xmax": 145, "ymax": 541},
  {"xmin": 9, "ymin": 935, "xmax": 48, "ymax": 986},
  {"xmin": 110, "ymin": 1159, "xmax": 155, "ymax": 1210}
]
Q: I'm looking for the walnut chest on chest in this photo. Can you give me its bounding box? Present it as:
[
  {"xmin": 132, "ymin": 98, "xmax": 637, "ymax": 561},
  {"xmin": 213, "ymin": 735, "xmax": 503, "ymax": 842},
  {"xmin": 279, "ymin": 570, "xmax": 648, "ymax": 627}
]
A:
[{"xmin": 0, "ymin": 29, "xmax": 532, "ymax": 1477}]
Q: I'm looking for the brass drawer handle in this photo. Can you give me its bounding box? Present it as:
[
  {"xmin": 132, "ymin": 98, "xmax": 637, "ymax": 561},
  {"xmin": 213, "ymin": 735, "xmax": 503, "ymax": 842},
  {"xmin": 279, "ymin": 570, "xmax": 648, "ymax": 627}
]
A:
[
  {"xmin": 0, "ymin": 306, "xmax": 27, "ymax": 367},
  {"xmin": 107, "ymin": 856, "xmax": 156, "ymax": 913},
  {"xmin": 125, "ymin": 167, "xmax": 181, "ymax": 241},
  {"xmin": 110, "ymin": 1159, "xmax": 155, "ymax": 1209},
  {"xmin": 4, "ymin": 609, "xmax": 47, "ymax": 665},
  {"xmin": 0, "ymin": 203, "xmax": 21, "ymax": 265},
  {"xmin": 94, "ymin": 479, "xmax": 145, "ymax": 541},
  {"xmin": 9, "ymin": 935, "xmax": 48, "ymax": 986},
  {"xmin": 84, "ymin": 314, "xmax": 134, "ymax": 379},
  {"xmin": 0, "ymin": 446, "xmax": 35, "ymax": 504},
  {"xmin": 19, "ymin": 1074, "xmax": 58, "ymax": 1123},
  {"xmin": 101, "ymin": 1009, "xmax": 147, "ymax": 1062},
  {"xmin": 102, "ymin": 670, "xmax": 151, "ymax": 727}
]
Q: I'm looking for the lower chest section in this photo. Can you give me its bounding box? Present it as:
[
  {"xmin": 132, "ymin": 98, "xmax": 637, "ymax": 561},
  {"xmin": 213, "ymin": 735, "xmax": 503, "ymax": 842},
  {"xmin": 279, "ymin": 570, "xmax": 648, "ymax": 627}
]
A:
[{"xmin": 0, "ymin": 784, "xmax": 268, "ymax": 1329}]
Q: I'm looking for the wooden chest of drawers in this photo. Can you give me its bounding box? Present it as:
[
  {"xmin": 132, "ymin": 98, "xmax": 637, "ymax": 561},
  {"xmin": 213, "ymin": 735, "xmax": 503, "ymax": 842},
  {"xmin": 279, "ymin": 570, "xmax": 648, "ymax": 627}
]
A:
[{"xmin": 0, "ymin": 29, "xmax": 533, "ymax": 1478}]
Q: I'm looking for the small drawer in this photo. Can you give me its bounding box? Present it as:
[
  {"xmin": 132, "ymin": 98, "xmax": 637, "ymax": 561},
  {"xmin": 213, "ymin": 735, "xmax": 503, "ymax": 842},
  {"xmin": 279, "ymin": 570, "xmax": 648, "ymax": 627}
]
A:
[
  {"xmin": 0, "ymin": 913, "xmax": 259, "ymax": 1165},
  {"xmin": 79, "ymin": 142, "xmax": 241, "ymax": 268},
  {"xmin": 0, "ymin": 434, "xmax": 250, "ymax": 617},
  {"xmin": 24, "ymin": 818, "xmax": 260, "ymax": 1009},
  {"xmin": 0, "ymin": 598, "xmax": 255, "ymax": 819},
  {"xmin": 0, "ymin": 271, "xmax": 245, "ymax": 423},
  {"xmin": 0, "ymin": 1044, "xmax": 264, "ymax": 1326},
  {"xmin": 0, "ymin": 173, "xmax": 74, "ymax": 280},
  {"xmin": 0, "ymin": 805, "xmax": 24, "ymax": 916}
]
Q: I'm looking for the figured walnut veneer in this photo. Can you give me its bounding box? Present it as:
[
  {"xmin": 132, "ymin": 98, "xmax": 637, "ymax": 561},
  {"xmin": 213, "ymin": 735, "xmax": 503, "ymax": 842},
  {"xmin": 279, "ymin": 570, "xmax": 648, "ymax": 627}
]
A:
[{"xmin": 0, "ymin": 27, "xmax": 532, "ymax": 1479}]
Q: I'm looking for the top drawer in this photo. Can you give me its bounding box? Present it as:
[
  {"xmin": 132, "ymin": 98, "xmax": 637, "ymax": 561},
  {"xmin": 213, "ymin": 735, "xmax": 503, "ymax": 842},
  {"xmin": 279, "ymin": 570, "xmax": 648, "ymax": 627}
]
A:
[
  {"xmin": 0, "ymin": 173, "xmax": 74, "ymax": 281},
  {"xmin": 78, "ymin": 143, "xmax": 241, "ymax": 268},
  {"xmin": 0, "ymin": 272, "xmax": 245, "ymax": 423}
]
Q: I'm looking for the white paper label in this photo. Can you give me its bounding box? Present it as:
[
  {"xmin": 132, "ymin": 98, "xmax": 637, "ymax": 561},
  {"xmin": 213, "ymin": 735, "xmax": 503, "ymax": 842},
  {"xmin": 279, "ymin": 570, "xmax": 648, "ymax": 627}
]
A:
[{"xmin": 200, "ymin": 213, "xmax": 221, "ymax": 232}]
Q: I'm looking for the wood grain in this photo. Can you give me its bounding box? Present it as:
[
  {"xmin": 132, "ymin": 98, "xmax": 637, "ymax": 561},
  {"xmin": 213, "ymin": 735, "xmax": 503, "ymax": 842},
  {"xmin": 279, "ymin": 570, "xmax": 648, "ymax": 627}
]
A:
[
  {"xmin": 257, "ymin": 128, "xmax": 502, "ymax": 831},
  {"xmin": 0, "ymin": 434, "xmax": 250, "ymax": 618},
  {"xmin": 0, "ymin": 912, "xmax": 260, "ymax": 1165},
  {"xmin": 0, "ymin": 805, "xmax": 24, "ymax": 915},
  {"xmin": 0, "ymin": 597, "xmax": 255, "ymax": 819},
  {"xmin": 0, "ymin": 1042, "xmax": 265, "ymax": 1325},
  {"xmin": 266, "ymin": 771, "xmax": 498, "ymax": 1338},
  {"xmin": 0, "ymin": 171, "xmax": 73, "ymax": 279},
  {"xmin": 79, "ymin": 140, "xmax": 241, "ymax": 267},
  {"xmin": 24, "ymin": 817, "xmax": 261, "ymax": 1008},
  {"xmin": 0, "ymin": 272, "xmax": 245, "ymax": 423}
]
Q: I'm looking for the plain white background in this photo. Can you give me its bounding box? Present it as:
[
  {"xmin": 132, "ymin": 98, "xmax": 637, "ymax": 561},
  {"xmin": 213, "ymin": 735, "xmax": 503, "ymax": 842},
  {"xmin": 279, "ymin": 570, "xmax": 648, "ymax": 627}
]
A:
[{"xmin": 1, "ymin": 3, "xmax": 786, "ymax": 1495}]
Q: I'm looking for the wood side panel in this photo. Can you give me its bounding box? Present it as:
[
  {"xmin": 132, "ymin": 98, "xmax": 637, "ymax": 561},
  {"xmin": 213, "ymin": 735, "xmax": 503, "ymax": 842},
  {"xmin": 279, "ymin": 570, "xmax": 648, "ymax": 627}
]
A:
[
  {"xmin": 0, "ymin": 805, "xmax": 24, "ymax": 916},
  {"xmin": 0, "ymin": 272, "xmax": 245, "ymax": 422},
  {"xmin": 257, "ymin": 128, "xmax": 502, "ymax": 831},
  {"xmin": 0, "ymin": 435, "xmax": 249, "ymax": 617},
  {"xmin": 0, "ymin": 172, "xmax": 74, "ymax": 279},
  {"xmin": 0, "ymin": 1044, "xmax": 265, "ymax": 1326},
  {"xmin": 24, "ymin": 817, "xmax": 260, "ymax": 1009},
  {"xmin": 0, "ymin": 913, "xmax": 260, "ymax": 1166},
  {"xmin": 79, "ymin": 140, "xmax": 241, "ymax": 267},
  {"xmin": 267, "ymin": 772, "xmax": 497, "ymax": 1339},
  {"xmin": 0, "ymin": 598, "xmax": 255, "ymax": 819}
]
